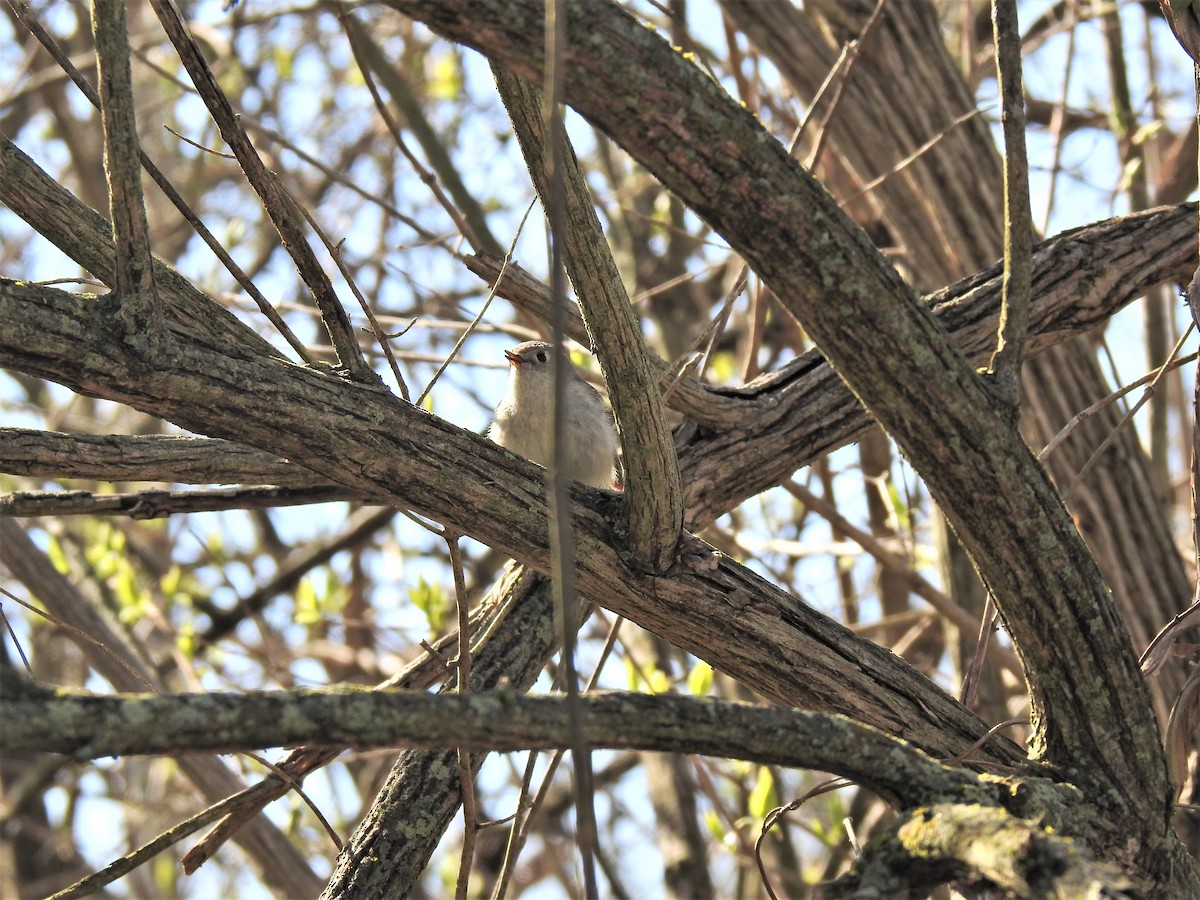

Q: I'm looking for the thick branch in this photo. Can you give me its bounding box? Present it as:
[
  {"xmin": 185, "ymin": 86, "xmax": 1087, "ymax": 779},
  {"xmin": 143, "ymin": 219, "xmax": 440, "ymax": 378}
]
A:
[
  {"xmin": 492, "ymin": 63, "xmax": 683, "ymax": 574},
  {"xmin": 0, "ymin": 279, "xmax": 1025, "ymax": 767},
  {"xmin": 828, "ymin": 803, "xmax": 1135, "ymax": 898},
  {"xmin": 7, "ymin": 202, "xmax": 1190, "ymax": 514},
  {"xmin": 378, "ymin": 0, "xmax": 1166, "ymax": 815},
  {"xmin": 0, "ymin": 428, "xmax": 316, "ymax": 486},
  {"xmin": 0, "ymin": 517, "xmax": 324, "ymax": 897},
  {"xmin": 0, "ymin": 134, "xmax": 277, "ymax": 356},
  {"xmin": 468, "ymin": 198, "xmax": 1199, "ymax": 528},
  {"xmin": 0, "ymin": 675, "xmax": 1000, "ymax": 811}
]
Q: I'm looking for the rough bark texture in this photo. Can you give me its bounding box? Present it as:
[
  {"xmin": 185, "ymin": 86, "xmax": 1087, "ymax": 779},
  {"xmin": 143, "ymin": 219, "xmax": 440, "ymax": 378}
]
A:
[
  {"xmin": 0, "ymin": 281, "xmax": 1028, "ymax": 765},
  {"xmin": 366, "ymin": 0, "xmax": 1191, "ymax": 890},
  {"xmin": 3, "ymin": 0, "xmax": 1197, "ymax": 895},
  {"xmin": 723, "ymin": 0, "xmax": 1192, "ymax": 726}
]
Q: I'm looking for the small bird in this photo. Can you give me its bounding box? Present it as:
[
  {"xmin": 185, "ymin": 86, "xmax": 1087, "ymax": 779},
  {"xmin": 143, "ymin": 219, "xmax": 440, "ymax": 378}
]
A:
[{"xmin": 488, "ymin": 340, "xmax": 618, "ymax": 489}]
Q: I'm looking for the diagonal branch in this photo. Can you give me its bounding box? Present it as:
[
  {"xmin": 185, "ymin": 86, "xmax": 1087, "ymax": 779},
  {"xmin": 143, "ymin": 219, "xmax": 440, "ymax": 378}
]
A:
[
  {"xmin": 0, "ymin": 518, "xmax": 324, "ymax": 897},
  {"xmin": 0, "ymin": 279, "xmax": 1025, "ymax": 769},
  {"xmin": 0, "ymin": 134, "xmax": 280, "ymax": 356},
  {"xmin": 470, "ymin": 201, "xmax": 1199, "ymax": 526},
  {"xmin": 491, "ymin": 64, "xmax": 683, "ymax": 573},
  {"xmin": 145, "ymin": 0, "xmax": 371, "ymax": 381},
  {"xmin": 381, "ymin": 0, "xmax": 1167, "ymax": 828},
  {"xmin": 4, "ymin": 202, "xmax": 1194, "ymax": 532},
  {"xmin": 4, "ymin": 0, "xmax": 314, "ymax": 361}
]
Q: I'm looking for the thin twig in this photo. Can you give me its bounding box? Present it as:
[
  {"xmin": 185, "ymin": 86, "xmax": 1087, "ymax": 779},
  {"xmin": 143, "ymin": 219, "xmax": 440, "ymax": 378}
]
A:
[
  {"xmin": 942, "ymin": 717, "xmax": 1027, "ymax": 767},
  {"xmin": 1141, "ymin": 591, "xmax": 1200, "ymax": 676},
  {"xmin": 1040, "ymin": 344, "xmax": 1197, "ymax": 463},
  {"xmin": 0, "ymin": 601, "xmax": 32, "ymax": 672},
  {"xmin": 1039, "ymin": 0, "xmax": 1079, "ymax": 233},
  {"xmin": 0, "ymin": 586, "xmax": 158, "ymax": 692},
  {"xmin": 959, "ymin": 597, "xmax": 999, "ymax": 709},
  {"xmin": 446, "ymin": 533, "xmax": 478, "ymax": 900},
  {"xmin": 840, "ymin": 108, "xmax": 986, "ymax": 206},
  {"xmin": 493, "ymin": 612, "xmax": 618, "ymax": 899},
  {"xmin": 148, "ymin": 0, "xmax": 371, "ymax": 379},
  {"xmin": 335, "ymin": 0, "xmax": 482, "ymax": 252},
  {"xmin": 542, "ymin": 1, "xmax": 598, "ymax": 894},
  {"xmin": 987, "ymin": 0, "xmax": 1033, "ymax": 407},
  {"xmin": 782, "ymin": 481, "xmax": 1023, "ymax": 679},
  {"xmin": 1061, "ymin": 323, "xmax": 1195, "ymax": 500},
  {"xmin": 417, "ymin": 199, "xmax": 538, "ymax": 407},
  {"xmin": 6, "ymin": 1, "xmax": 313, "ymax": 362},
  {"xmin": 290, "ymin": 195, "xmax": 410, "ymax": 398},
  {"xmin": 49, "ymin": 782, "xmax": 264, "ymax": 899},
  {"xmin": 491, "ymin": 746, "xmax": 543, "ymax": 900},
  {"xmin": 804, "ymin": 0, "xmax": 892, "ymax": 172},
  {"xmin": 756, "ymin": 777, "xmax": 850, "ymax": 900}
]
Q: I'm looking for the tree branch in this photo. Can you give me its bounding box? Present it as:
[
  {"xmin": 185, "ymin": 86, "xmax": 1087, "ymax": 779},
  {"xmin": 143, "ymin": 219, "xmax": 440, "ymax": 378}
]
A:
[
  {"xmin": 827, "ymin": 802, "xmax": 1133, "ymax": 898},
  {"xmin": 0, "ymin": 517, "xmax": 324, "ymax": 897},
  {"xmin": 986, "ymin": 0, "xmax": 1033, "ymax": 403},
  {"xmin": 92, "ymin": 0, "xmax": 162, "ymax": 345},
  {"xmin": 0, "ymin": 279, "xmax": 1025, "ymax": 768},
  {"xmin": 492, "ymin": 63, "xmax": 683, "ymax": 574},
  {"xmin": 0, "ymin": 134, "xmax": 278, "ymax": 357},
  {"xmin": 376, "ymin": 0, "xmax": 1165, "ymax": 812},
  {"xmin": 0, "ymin": 674, "xmax": 1014, "ymax": 813},
  {"xmin": 0, "ymin": 484, "xmax": 367, "ymax": 518},
  {"xmin": 6, "ymin": 201, "xmax": 1187, "ymax": 515},
  {"xmin": 146, "ymin": 0, "xmax": 372, "ymax": 381}
]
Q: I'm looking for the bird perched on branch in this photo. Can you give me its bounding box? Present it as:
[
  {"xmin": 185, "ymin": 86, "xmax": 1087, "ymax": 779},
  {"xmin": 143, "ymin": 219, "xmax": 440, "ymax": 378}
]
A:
[{"xmin": 489, "ymin": 341, "xmax": 618, "ymax": 489}]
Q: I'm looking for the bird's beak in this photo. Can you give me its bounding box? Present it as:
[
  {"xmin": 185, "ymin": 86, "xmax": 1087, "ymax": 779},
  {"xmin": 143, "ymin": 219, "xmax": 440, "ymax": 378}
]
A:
[{"xmin": 504, "ymin": 350, "xmax": 521, "ymax": 367}]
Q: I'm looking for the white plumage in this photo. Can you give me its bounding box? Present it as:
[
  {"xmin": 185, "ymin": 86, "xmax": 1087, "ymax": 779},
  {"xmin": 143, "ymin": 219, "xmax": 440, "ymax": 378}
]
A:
[{"xmin": 488, "ymin": 341, "xmax": 618, "ymax": 489}]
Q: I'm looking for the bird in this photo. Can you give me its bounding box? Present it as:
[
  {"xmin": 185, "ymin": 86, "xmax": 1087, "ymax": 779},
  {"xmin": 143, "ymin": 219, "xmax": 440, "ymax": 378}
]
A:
[{"xmin": 488, "ymin": 340, "xmax": 618, "ymax": 489}]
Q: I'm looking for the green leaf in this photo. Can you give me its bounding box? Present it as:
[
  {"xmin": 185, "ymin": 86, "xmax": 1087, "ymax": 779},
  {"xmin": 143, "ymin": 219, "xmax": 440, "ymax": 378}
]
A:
[
  {"xmin": 708, "ymin": 351, "xmax": 736, "ymax": 383},
  {"xmin": 205, "ymin": 529, "xmax": 226, "ymax": 562},
  {"xmin": 748, "ymin": 766, "xmax": 777, "ymax": 819},
  {"xmin": 294, "ymin": 578, "xmax": 321, "ymax": 625},
  {"xmin": 703, "ymin": 809, "xmax": 727, "ymax": 844},
  {"xmin": 428, "ymin": 51, "xmax": 462, "ymax": 100},
  {"xmin": 622, "ymin": 655, "xmax": 641, "ymax": 691},
  {"xmin": 687, "ymin": 660, "xmax": 714, "ymax": 696},
  {"xmin": 646, "ymin": 667, "xmax": 671, "ymax": 694},
  {"xmin": 1132, "ymin": 120, "xmax": 1165, "ymax": 146},
  {"xmin": 176, "ymin": 622, "xmax": 196, "ymax": 659},
  {"xmin": 321, "ymin": 569, "xmax": 348, "ymax": 615},
  {"xmin": 160, "ymin": 565, "xmax": 182, "ymax": 597},
  {"xmin": 886, "ymin": 480, "xmax": 910, "ymax": 531},
  {"xmin": 409, "ymin": 576, "xmax": 449, "ymax": 632},
  {"xmin": 113, "ymin": 570, "xmax": 144, "ymax": 623},
  {"xmin": 47, "ymin": 534, "xmax": 69, "ymax": 575}
]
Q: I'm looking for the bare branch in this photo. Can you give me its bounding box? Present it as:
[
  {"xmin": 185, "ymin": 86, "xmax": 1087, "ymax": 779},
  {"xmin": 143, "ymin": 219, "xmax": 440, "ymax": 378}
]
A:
[
  {"xmin": 92, "ymin": 0, "xmax": 161, "ymax": 345},
  {"xmin": 0, "ymin": 519, "xmax": 323, "ymax": 897},
  {"xmin": 0, "ymin": 280, "xmax": 1026, "ymax": 768},
  {"xmin": 379, "ymin": 0, "xmax": 1172, "ymax": 858},
  {"xmin": 491, "ymin": 65, "xmax": 683, "ymax": 573},
  {"xmin": 146, "ymin": 0, "xmax": 371, "ymax": 380},
  {"xmin": 986, "ymin": 0, "xmax": 1033, "ymax": 403},
  {"xmin": 0, "ymin": 676, "xmax": 1009, "ymax": 812}
]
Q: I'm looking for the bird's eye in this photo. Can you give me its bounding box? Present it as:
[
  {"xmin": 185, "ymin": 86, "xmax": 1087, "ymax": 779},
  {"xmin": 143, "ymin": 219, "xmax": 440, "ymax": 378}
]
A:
[{"xmin": 535, "ymin": 350, "xmax": 548, "ymax": 363}]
